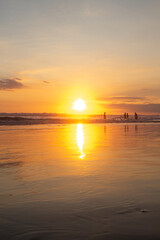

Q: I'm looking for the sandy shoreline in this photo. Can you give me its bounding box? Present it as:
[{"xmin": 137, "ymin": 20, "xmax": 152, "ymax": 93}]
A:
[{"xmin": 0, "ymin": 123, "xmax": 160, "ymax": 239}]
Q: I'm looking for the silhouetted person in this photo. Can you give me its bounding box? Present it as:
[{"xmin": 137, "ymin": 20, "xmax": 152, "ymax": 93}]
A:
[
  {"xmin": 104, "ymin": 112, "xmax": 106, "ymax": 120},
  {"xmin": 135, "ymin": 112, "xmax": 138, "ymax": 120},
  {"xmin": 126, "ymin": 113, "xmax": 129, "ymax": 119},
  {"xmin": 124, "ymin": 112, "xmax": 127, "ymax": 119}
]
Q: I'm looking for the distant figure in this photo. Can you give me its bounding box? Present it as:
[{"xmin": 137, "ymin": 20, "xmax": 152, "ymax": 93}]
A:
[
  {"xmin": 104, "ymin": 112, "xmax": 106, "ymax": 120},
  {"xmin": 126, "ymin": 113, "xmax": 129, "ymax": 119},
  {"xmin": 135, "ymin": 112, "xmax": 138, "ymax": 120},
  {"xmin": 124, "ymin": 112, "xmax": 127, "ymax": 119}
]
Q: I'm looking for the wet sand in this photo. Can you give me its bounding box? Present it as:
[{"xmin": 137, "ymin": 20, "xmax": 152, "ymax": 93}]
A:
[{"xmin": 0, "ymin": 124, "xmax": 160, "ymax": 239}]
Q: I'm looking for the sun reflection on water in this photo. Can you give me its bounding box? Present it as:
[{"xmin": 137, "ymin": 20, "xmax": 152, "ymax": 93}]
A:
[{"xmin": 76, "ymin": 124, "xmax": 85, "ymax": 159}]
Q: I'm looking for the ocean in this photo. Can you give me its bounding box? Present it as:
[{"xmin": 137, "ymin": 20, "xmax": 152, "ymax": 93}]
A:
[{"xmin": 0, "ymin": 113, "xmax": 160, "ymax": 125}]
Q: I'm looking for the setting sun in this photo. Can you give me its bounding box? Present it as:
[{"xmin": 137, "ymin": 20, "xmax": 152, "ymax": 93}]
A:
[{"xmin": 73, "ymin": 99, "xmax": 86, "ymax": 112}]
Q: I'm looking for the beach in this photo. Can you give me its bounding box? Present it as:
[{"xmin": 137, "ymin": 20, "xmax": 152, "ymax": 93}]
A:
[{"xmin": 0, "ymin": 123, "xmax": 160, "ymax": 239}]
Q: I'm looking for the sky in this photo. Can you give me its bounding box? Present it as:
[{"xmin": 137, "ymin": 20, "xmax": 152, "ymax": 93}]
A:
[{"xmin": 0, "ymin": 0, "xmax": 160, "ymax": 114}]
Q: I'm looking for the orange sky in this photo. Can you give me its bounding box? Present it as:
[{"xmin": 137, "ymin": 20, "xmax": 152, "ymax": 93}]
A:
[{"xmin": 0, "ymin": 0, "xmax": 160, "ymax": 114}]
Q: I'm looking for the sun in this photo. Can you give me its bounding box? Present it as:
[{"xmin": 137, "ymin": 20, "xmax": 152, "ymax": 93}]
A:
[{"xmin": 73, "ymin": 98, "xmax": 86, "ymax": 112}]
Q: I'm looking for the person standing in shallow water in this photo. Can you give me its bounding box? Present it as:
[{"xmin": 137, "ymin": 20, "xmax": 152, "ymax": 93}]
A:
[
  {"xmin": 124, "ymin": 112, "xmax": 126, "ymax": 119},
  {"xmin": 135, "ymin": 112, "xmax": 138, "ymax": 120},
  {"xmin": 104, "ymin": 112, "xmax": 106, "ymax": 120},
  {"xmin": 126, "ymin": 113, "xmax": 129, "ymax": 119}
]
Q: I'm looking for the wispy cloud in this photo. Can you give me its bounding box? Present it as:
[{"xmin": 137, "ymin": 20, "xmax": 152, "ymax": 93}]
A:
[
  {"xmin": 105, "ymin": 103, "xmax": 160, "ymax": 114},
  {"xmin": 94, "ymin": 96, "xmax": 160, "ymax": 113},
  {"xmin": 0, "ymin": 78, "xmax": 25, "ymax": 90},
  {"xmin": 43, "ymin": 80, "xmax": 50, "ymax": 84},
  {"xmin": 99, "ymin": 96, "xmax": 147, "ymax": 103},
  {"xmin": 93, "ymin": 96, "xmax": 150, "ymax": 105}
]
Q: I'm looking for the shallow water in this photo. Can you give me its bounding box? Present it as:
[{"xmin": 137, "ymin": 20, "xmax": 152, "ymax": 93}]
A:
[{"xmin": 0, "ymin": 123, "xmax": 160, "ymax": 240}]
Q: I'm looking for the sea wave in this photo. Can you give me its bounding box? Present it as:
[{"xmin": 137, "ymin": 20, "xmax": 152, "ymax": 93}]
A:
[{"xmin": 0, "ymin": 115, "xmax": 160, "ymax": 125}]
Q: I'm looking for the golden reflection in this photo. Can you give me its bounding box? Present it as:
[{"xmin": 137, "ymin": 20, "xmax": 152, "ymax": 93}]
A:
[{"xmin": 76, "ymin": 124, "xmax": 85, "ymax": 159}]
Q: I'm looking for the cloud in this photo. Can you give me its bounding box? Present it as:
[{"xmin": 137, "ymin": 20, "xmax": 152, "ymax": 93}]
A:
[
  {"xmin": 15, "ymin": 78, "xmax": 22, "ymax": 81},
  {"xmin": 94, "ymin": 96, "xmax": 150, "ymax": 105},
  {"xmin": 101, "ymin": 103, "xmax": 160, "ymax": 114},
  {"xmin": 0, "ymin": 78, "xmax": 25, "ymax": 90},
  {"xmin": 43, "ymin": 80, "xmax": 50, "ymax": 84},
  {"xmin": 99, "ymin": 96, "xmax": 147, "ymax": 103},
  {"xmin": 0, "ymin": 161, "xmax": 22, "ymax": 169},
  {"xmin": 95, "ymin": 96, "xmax": 160, "ymax": 113}
]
